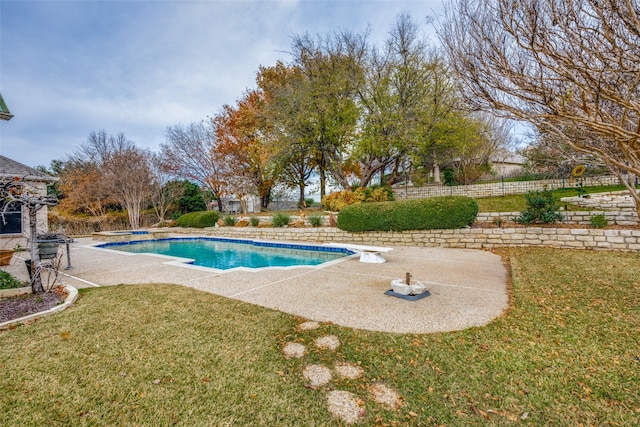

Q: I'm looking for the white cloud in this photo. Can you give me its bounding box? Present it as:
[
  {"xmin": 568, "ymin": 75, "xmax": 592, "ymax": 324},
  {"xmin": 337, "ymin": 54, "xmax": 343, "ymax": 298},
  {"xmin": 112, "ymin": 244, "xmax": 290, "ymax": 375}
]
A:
[{"xmin": 0, "ymin": 0, "xmax": 442, "ymax": 168}]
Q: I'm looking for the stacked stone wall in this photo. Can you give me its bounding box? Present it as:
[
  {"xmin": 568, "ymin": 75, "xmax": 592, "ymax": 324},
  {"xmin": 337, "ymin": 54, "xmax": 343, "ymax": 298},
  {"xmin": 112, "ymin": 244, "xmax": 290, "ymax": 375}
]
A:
[
  {"xmin": 394, "ymin": 175, "xmax": 620, "ymax": 200},
  {"xmin": 173, "ymin": 226, "xmax": 640, "ymax": 252}
]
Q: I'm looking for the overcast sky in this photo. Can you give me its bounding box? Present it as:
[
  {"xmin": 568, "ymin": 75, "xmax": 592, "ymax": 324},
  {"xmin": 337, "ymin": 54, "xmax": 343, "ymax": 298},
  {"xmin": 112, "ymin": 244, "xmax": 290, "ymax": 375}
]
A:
[{"xmin": 0, "ymin": 0, "xmax": 443, "ymax": 169}]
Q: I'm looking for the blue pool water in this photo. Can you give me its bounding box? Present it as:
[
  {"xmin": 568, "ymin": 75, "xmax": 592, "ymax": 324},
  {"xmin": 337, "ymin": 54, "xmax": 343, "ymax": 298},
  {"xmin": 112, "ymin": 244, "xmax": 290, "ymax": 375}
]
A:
[{"xmin": 98, "ymin": 238, "xmax": 353, "ymax": 270}]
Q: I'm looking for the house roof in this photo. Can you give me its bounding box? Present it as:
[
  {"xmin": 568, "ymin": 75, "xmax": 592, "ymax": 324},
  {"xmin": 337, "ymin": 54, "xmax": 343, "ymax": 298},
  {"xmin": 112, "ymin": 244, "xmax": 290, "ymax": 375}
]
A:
[
  {"xmin": 0, "ymin": 93, "xmax": 13, "ymax": 121},
  {"xmin": 0, "ymin": 155, "xmax": 57, "ymax": 182}
]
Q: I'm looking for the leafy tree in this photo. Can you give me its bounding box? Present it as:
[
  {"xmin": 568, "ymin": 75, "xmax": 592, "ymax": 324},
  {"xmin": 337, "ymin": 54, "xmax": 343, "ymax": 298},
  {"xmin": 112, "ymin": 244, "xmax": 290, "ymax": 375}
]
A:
[
  {"xmin": 176, "ymin": 181, "xmax": 206, "ymax": 214},
  {"xmin": 354, "ymin": 13, "xmax": 437, "ymax": 187},
  {"xmin": 440, "ymin": 0, "xmax": 640, "ymax": 218},
  {"xmin": 289, "ymin": 30, "xmax": 365, "ymax": 197},
  {"xmin": 257, "ymin": 62, "xmax": 316, "ymax": 207}
]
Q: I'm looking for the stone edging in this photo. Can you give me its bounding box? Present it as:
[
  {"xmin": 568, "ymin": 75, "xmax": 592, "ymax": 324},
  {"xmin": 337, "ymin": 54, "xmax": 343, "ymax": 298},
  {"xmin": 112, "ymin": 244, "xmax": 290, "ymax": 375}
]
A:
[{"xmin": 0, "ymin": 284, "xmax": 79, "ymax": 330}]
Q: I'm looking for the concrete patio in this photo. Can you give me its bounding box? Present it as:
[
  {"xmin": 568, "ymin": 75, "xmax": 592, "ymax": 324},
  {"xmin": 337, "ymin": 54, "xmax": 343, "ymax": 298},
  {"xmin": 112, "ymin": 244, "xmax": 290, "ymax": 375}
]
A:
[{"xmin": 4, "ymin": 236, "xmax": 510, "ymax": 334}]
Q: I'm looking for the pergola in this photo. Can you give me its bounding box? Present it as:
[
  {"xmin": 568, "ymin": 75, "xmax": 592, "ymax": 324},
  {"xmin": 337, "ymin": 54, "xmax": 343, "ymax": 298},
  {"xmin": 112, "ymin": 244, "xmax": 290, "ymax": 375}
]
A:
[{"xmin": 0, "ymin": 93, "xmax": 13, "ymax": 121}]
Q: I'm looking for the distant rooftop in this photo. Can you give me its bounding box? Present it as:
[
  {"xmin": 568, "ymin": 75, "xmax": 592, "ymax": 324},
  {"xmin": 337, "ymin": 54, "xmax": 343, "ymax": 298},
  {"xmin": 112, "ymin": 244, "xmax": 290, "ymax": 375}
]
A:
[
  {"xmin": 0, "ymin": 93, "xmax": 13, "ymax": 121},
  {"xmin": 0, "ymin": 155, "xmax": 57, "ymax": 182}
]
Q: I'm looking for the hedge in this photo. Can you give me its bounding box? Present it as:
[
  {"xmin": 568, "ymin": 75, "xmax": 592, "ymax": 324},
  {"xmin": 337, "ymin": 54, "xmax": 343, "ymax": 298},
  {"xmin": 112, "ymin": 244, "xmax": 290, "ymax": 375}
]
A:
[
  {"xmin": 337, "ymin": 196, "xmax": 478, "ymax": 232},
  {"xmin": 175, "ymin": 211, "xmax": 219, "ymax": 228}
]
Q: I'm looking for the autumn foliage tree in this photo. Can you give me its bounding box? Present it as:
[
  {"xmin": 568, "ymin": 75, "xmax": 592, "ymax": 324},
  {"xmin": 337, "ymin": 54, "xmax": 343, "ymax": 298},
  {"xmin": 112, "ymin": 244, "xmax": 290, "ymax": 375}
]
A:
[{"xmin": 213, "ymin": 90, "xmax": 276, "ymax": 211}]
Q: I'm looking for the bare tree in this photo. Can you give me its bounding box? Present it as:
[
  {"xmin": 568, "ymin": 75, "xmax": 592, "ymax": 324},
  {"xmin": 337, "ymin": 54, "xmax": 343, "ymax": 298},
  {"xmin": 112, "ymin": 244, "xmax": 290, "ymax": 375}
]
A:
[
  {"xmin": 440, "ymin": 0, "xmax": 640, "ymax": 217},
  {"xmin": 148, "ymin": 153, "xmax": 185, "ymax": 223},
  {"xmin": 161, "ymin": 121, "xmax": 225, "ymax": 211},
  {"xmin": 103, "ymin": 147, "xmax": 154, "ymax": 229}
]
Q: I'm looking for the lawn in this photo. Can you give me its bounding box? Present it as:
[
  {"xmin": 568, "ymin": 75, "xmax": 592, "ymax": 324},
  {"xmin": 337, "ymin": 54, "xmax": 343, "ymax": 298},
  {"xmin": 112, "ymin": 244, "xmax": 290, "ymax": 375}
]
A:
[
  {"xmin": 475, "ymin": 184, "xmax": 634, "ymax": 212},
  {"xmin": 1, "ymin": 248, "xmax": 638, "ymax": 426}
]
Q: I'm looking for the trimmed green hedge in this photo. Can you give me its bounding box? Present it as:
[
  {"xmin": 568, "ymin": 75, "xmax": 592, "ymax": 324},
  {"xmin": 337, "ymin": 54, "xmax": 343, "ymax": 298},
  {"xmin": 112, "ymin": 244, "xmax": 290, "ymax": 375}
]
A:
[
  {"xmin": 337, "ymin": 196, "xmax": 478, "ymax": 232},
  {"xmin": 175, "ymin": 211, "xmax": 219, "ymax": 228}
]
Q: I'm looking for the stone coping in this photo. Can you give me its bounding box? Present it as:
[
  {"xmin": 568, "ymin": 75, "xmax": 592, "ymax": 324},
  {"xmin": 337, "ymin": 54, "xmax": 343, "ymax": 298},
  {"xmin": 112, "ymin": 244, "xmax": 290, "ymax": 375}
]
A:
[{"xmin": 0, "ymin": 284, "xmax": 78, "ymax": 330}]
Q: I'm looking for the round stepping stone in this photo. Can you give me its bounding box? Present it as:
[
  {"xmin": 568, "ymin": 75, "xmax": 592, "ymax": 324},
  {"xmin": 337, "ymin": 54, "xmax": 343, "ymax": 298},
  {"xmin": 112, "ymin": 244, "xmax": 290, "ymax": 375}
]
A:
[
  {"xmin": 298, "ymin": 321, "xmax": 320, "ymax": 331},
  {"xmin": 369, "ymin": 383, "xmax": 403, "ymax": 409},
  {"xmin": 327, "ymin": 390, "xmax": 366, "ymax": 424},
  {"xmin": 314, "ymin": 335, "xmax": 340, "ymax": 351},
  {"xmin": 283, "ymin": 342, "xmax": 306, "ymax": 359},
  {"xmin": 335, "ymin": 362, "xmax": 364, "ymax": 380},
  {"xmin": 302, "ymin": 364, "xmax": 332, "ymax": 387}
]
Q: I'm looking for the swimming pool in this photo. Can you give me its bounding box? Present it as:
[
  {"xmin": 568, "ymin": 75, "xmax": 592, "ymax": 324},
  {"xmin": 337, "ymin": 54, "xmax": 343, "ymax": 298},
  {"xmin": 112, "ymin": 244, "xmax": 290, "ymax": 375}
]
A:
[{"xmin": 97, "ymin": 237, "xmax": 354, "ymax": 271}]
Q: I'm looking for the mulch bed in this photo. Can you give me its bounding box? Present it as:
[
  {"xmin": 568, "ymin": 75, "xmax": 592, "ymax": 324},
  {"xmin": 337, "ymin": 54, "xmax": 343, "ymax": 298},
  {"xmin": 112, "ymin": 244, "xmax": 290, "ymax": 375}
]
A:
[{"xmin": 0, "ymin": 289, "xmax": 65, "ymax": 323}]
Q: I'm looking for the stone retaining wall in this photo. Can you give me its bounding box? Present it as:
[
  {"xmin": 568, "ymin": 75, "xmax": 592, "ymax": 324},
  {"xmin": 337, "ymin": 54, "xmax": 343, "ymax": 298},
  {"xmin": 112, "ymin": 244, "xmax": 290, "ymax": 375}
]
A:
[
  {"xmin": 173, "ymin": 226, "xmax": 640, "ymax": 251},
  {"xmin": 476, "ymin": 210, "xmax": 639, "ymax": 226},
  {"xmin": 394, "ymin": 175, "xmax": 620, "ymax": 199}
]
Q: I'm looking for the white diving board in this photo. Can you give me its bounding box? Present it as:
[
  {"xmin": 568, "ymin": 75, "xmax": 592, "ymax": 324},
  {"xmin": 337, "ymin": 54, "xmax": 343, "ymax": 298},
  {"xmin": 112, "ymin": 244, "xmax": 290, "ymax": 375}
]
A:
[{"xmin": 325, "ymin": 243, "xmax": 393, "ymax": 264}]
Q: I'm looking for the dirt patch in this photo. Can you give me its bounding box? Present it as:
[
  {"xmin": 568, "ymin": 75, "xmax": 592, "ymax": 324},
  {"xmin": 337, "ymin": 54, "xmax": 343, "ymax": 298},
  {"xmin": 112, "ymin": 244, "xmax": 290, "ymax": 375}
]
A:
[{"xmin": 0, "ymin": 289, "xmax": 65, "ymax": 323}]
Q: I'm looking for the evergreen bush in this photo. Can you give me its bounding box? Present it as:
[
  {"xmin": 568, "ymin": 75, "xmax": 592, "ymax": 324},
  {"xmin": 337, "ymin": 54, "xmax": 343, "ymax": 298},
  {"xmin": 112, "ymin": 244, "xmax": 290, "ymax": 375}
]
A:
[
  {"xmin": 175, "ymin": 211, "xmax": 219, "ymax": 228},
  {"xmin": 0, "ymin": 271, "xmax": 24, "ymax": 289},
  {"xmin": 337, "ymin": 196, "xmax": 478, "ymax": 232},
  {"xmin": 589, "ymin": 213, "xmax": 608, "ymax": 228},
  {"xmin": 308, "ymin": 214, "xmax": 322, "ymax": 227},
  {"xmin": 249, "ymin": 217, "xmax": 260, "ymax": 227},
  {"xmin": 271, "ymin": 212, "xmax": 291, "ymax": 228},
  {"xmin": 516, "ymin": 189, "xmax": 563, "ymax": 224},
  {"xmin": 222, "ymin": 215, "xmax": 238, "ymax": 226}
]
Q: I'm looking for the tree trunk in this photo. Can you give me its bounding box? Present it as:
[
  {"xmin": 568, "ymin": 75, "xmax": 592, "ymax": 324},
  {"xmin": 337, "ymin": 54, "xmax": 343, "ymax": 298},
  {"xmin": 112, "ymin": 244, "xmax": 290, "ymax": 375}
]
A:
[
  {"xmin": 433, "ymin": 160, "xmax": 441, "ymax": 184},
  {"xmin": 28, "ymin": 208, "xmax": 44, "ymax": 293},
  {"xmin": 319, "ymin": 168, "xmax": 326, "ymax": 200},
  {"xmin": 299, "ymin": 183, "xmax": 306, "ymax": 208},
  {"xmin": 260, "ymin": 188, "xmax": 271, "ymax": 211}
]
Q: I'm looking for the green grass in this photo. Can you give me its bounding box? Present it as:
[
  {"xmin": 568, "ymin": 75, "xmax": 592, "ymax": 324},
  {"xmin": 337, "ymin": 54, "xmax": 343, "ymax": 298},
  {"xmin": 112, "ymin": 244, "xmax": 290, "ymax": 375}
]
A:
[
  {"xmin": 1, "ymin": 248, "xmax": 639, "ymax": 425},
  {"xmin": 476, "ymin": 184, "xmax": 634, "ymax": 212}
]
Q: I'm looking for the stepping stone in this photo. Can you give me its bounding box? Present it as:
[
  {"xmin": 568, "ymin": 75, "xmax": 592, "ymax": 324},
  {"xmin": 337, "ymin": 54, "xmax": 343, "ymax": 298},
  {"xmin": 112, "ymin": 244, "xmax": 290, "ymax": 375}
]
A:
[
  {"xmin": 302, "ymin": 364, "xmax": 332, "ymax": 387},
  {"xmin": 314, "ymin": 335, "xmax": 340, "ymax": 351},
  {"xmin": 369, "ymin": 383, "xmax": 403, "ymax": 409},
  {"xmin": 298, "ymin": 321, "xmax": 320, "ymax": 331},
  {"xmin": 327, "ymin": 390, "xmax": 366, "ymax": 425},
  {"xmin": 335, "ymin": 362, "xmax": 364, "ymax": 380},
  {"xmin": 283, "ymin": 342, "xmax": 306, "ymax": 359}
]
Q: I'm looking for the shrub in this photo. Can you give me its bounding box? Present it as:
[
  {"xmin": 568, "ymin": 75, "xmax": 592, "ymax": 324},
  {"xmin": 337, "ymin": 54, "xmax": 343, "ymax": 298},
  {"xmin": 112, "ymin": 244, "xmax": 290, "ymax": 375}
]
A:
[
  {"xmin": 271, "ymin": 212, "xmax": 291, "ymax": 228},
  {"xmin": 175, "ymin": 211, "xmax": 219, "ymax": 228},
  {"xmin": 249, "ymin": 217, "xmax": 260, "ymax": 227},
  {"xmin": 321, "ymin": 185, "xmax": 394, "ymax": 211},
  {"xmin": 590, "ymin": 214, "xmax": 608, "ymax": 228},
  {"xmin": 0, "ymin": 271, "xmax": 24, "ymax": 289},
  {"xmin": 308, "ymin": 214, "xmax": 322, "ymax": 227},
  {"xmin": 337, "ymin": 196, "xmax": 478, "ymax": 232},
  {"xmin": 516, "ymin": 189, "xmax": 563, "ymax": 224},
  {"xmin": 222, "ymin": 215, "xmax": 238, "ymax": 226}
]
